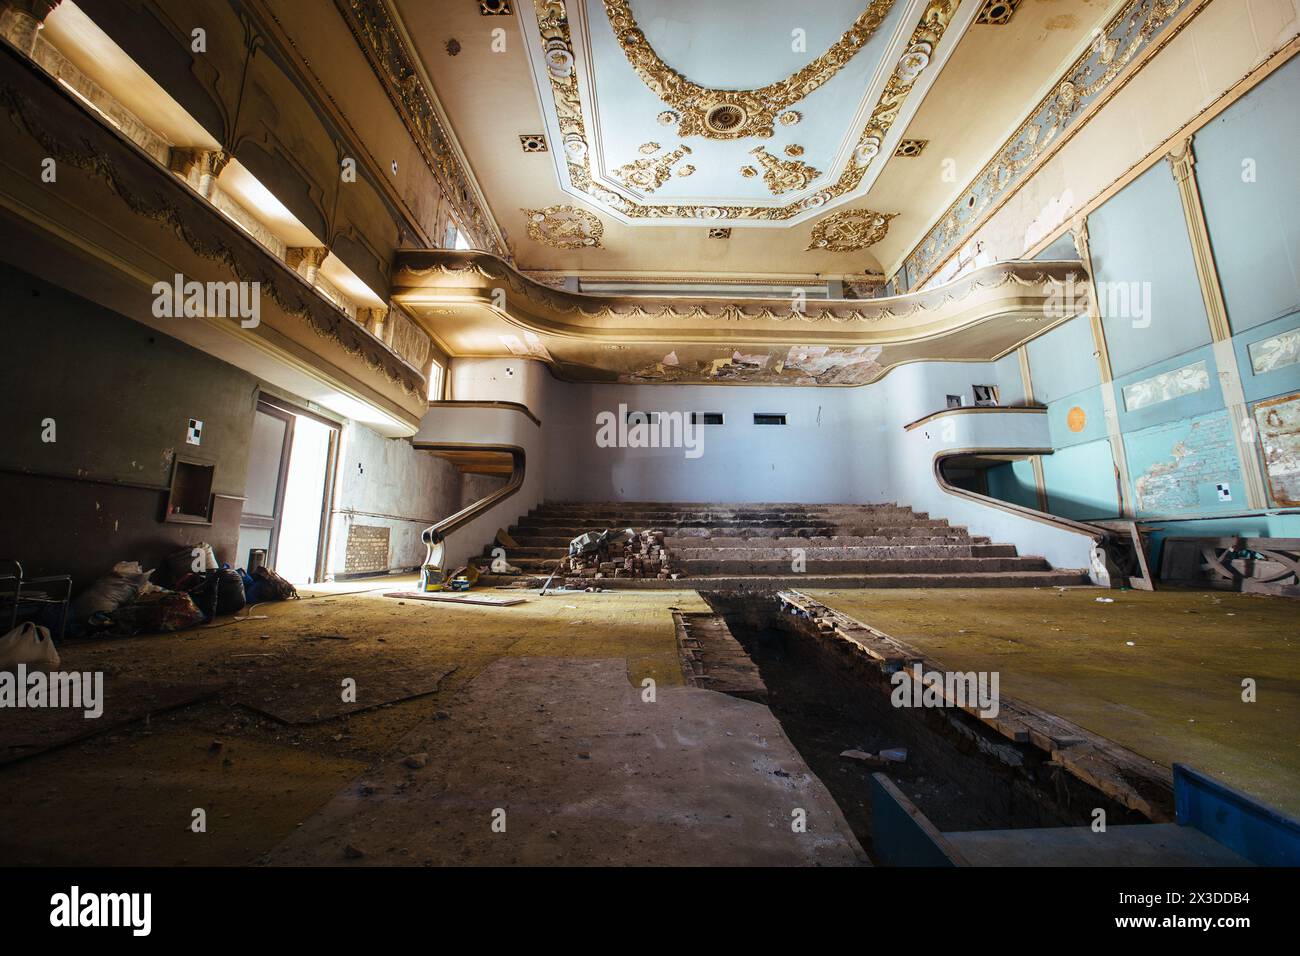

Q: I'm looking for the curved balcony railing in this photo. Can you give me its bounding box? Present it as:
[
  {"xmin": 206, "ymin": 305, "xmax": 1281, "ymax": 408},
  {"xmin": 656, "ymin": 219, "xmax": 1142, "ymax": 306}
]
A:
[
  {"xmin": 898, "ymin": 405, "xmax": 1114, "ymax": 581},
  {"xmin": 411, "ymin": 402, "xmax": 545, "ymax": 569}
]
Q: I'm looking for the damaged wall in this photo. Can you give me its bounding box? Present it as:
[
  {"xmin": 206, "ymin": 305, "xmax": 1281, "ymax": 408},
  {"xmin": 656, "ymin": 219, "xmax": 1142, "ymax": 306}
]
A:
[
  {"xmin": 327, "ymin": 422, "xmax": 465, "ymax": 577},
  {"xmin": 0, "ymin": 261, "xmax": 257, "ymax": 586},
  {"xmin": 976, "ymin": 49, "xmax": 1300, "ymax": 532}
]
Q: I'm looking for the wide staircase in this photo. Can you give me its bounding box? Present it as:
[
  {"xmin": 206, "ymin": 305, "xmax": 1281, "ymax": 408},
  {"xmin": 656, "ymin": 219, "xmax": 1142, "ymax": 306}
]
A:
[{"xmin": 479, "ymin": 502, "xmax": 1091, "ymax": 590}]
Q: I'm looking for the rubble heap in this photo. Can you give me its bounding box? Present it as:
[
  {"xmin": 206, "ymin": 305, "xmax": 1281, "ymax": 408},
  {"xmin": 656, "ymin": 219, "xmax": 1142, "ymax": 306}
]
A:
[{"xmin": 565, "ymin": 529, "xmax": 678, "ymax": 581}]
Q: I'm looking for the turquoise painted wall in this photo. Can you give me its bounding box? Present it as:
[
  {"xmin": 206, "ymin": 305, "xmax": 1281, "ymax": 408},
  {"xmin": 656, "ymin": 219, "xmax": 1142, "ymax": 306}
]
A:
[{"xmin": 982, "ymin": 57, "xmax": 1300, "ymax": 527}]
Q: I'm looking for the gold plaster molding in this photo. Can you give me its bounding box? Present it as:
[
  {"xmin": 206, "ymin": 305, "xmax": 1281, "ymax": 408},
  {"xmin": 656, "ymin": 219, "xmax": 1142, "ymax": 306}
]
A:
[
  {"xmin": 602, "ymin": 0, "xmax": 898, "ymax": 140},
  {"xmin": 534, "ymin": 0, "xmax": 958, "ymax": 223},
  {"xmin": 393, "ymin": 249, "xmax": 1086, "ymax": 339},
  {"xmin": 522, "ymin": 203, "xmax": 605, "ymax": 248},
  {"xmin": 807, "ymin": 208, "xmax": 898, "ymax": 251}
]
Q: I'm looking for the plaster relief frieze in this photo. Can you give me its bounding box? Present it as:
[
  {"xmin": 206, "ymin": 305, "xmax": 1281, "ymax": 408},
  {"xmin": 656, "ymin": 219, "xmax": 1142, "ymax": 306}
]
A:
[
  {"xmin": 903, "ymin": 0, "xmax": 1193, "ymax": 287},
  {"xmin": 395, "ymin": 251, "xmax": 1082, "ymax": 329},
  {"xmin": 334, "ymin": 0, "xmax": 507, "ymax": 258}
]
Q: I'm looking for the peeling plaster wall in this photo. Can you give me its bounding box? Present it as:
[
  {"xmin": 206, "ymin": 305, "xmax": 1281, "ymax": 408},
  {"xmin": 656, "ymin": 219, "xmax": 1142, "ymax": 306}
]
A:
[
  {"xmin": 327, "ymin": 422, "xmax": 464, "ymax": 576},
  {"xmin": 975, "ymin": 49, "xmax": 1300, "ymax": 530}
]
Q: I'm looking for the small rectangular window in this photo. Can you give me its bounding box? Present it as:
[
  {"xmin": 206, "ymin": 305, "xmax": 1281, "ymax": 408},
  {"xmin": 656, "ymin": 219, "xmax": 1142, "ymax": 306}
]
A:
[
  {"xmin": 753, "ymin": 413, "xmax": 787, "ymax": 425},
  {"xmin": 946, "ymin": 394, "xmax": 963, "ymax": 409},
  {"xmin": 691, "ymin": 412, "xmax": 725, "ymax": 425},
  {"xmin": 972, "ymin": 385, "xmax": 999, "ymax": 407}
]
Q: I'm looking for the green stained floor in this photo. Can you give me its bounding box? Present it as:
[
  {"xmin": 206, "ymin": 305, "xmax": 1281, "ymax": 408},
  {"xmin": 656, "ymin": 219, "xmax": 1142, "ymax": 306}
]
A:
[{"xmin": 807, "ymin": 587, "xmax": 1300, "ymax": 817}]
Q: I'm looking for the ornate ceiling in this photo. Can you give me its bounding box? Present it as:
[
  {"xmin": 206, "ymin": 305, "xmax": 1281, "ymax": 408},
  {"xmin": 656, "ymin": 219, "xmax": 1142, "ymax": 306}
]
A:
[
  {"xmin": 381, "ymin": 0, "xmax": 1115, "ymax": 281},
  {"xmin": 521, "ymin": 0, "xmax": 976, "ymax": 227}
]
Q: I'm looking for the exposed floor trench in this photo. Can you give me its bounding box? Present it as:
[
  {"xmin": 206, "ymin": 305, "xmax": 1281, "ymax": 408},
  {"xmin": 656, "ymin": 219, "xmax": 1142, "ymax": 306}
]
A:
[{"xmin": 3, "ymin": 579, "xmax": 1293, "ymax": 866}]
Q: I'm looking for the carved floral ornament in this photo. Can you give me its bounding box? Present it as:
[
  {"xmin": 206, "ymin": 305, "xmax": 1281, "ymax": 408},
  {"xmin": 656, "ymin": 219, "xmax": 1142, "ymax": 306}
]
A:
[
  {"xmin": 523, "ymin": 204, "xmax": 605, "ymax": 248},
  {"xmin": 807, "ymin": 208, "xmax": 898, "ymax": 251},
  {"xmin": 603, "ymin": 0, "xmax": 898, "ymax": 140},
  {"xmin": 531, "ymin": 0, "xmax": 959, "ymax": 223}
]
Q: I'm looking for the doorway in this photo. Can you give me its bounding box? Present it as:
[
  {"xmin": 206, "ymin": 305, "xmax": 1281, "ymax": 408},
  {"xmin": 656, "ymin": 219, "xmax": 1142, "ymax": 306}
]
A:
[{"xmin": 236, "ymin": 396, "xmax": 339, "ymax": 583}]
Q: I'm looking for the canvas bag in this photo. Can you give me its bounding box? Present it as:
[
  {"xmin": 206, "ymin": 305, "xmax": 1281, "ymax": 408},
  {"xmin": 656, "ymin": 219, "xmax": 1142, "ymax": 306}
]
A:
[{"xmin": 0, "ymin": 621, "xmax": 61, "ymax": 670}]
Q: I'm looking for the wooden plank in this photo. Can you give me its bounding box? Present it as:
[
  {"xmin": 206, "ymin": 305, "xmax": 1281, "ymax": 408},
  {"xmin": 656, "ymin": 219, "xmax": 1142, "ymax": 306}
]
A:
[{"xmin": 383, "ymin": 591, "xmax": 526, "ymax": 607}]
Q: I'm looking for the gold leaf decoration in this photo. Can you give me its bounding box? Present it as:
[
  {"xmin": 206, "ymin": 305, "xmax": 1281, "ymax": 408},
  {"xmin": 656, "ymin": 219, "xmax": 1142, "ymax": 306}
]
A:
[
  {"xmin": 613, "ymin": 144, "xmax": 693, "ymax": 193},
  {"xmin": 807, "ymin": 209, "xmax": 898, "ymax": 251},
  {"xmin": 749, "ymin": 146, "xmax": 822, "ymax": 195},
  {"xmin": 523, "ymin": 204, "xmax": 604, "ymax": 248},
  {"xmin": 602, "ymin": 0, "xmax": 897, "ymax": 139},
  {"xmin": 529, "ymin": 0, "xmax": 957, "ymax": 221}
]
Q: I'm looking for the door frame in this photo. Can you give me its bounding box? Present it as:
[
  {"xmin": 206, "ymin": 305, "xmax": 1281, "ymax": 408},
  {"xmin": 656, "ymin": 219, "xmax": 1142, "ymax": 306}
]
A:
[{"xmin": 257, "ymin": 394, "xmax": 342, "ymax": 584}]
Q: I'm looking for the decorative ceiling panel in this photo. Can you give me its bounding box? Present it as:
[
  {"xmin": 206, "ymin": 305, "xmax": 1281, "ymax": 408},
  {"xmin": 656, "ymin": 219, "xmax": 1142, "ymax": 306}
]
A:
[{"xmin": 521, "ymin": 0, "xmax": 979, "ymax": 226}]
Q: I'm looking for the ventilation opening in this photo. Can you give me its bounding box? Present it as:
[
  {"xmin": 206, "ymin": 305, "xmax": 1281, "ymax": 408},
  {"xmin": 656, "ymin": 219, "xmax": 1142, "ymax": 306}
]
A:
[
  {"xmin": 692, "ymin": 412, "xmax": 725, "ymax": 425},
  {"xmin": 753, "ymin": 413, "xmax": 787, "ymax": 425}
]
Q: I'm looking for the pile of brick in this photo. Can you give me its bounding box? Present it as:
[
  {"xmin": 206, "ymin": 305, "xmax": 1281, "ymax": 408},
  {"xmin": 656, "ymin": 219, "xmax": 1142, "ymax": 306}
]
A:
[{"xmin": 565, "ymin": 529, "xmax": 678, "ymax": 581}]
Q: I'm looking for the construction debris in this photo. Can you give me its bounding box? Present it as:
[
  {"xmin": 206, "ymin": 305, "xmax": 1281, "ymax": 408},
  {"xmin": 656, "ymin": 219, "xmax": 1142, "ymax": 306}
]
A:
[{"xmin": 561, "ymin": 528, "xmax": 678, "ymax": 582}]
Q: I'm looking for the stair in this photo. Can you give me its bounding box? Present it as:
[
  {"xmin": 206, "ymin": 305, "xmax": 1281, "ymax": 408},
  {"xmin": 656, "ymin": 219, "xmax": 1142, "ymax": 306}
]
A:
[{"xmin": 481, "ymin": 501, "xmax": 1091, "ymax": 589}]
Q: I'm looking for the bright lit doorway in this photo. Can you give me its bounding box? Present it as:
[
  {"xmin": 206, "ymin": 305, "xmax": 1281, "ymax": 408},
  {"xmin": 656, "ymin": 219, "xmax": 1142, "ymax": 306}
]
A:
[{"xmin": 236, "ymin": 396, "xmax": 339, "ymax": 584}]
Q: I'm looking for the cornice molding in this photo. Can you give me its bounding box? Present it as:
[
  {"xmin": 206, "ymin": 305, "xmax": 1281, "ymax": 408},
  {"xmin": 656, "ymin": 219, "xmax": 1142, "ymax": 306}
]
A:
[
  {"xmin": 392, "ymin": 248, "xmax": 1086, "ymax": 339},
  {"xmin": 333, "ymin": 0, "xmax": 509, "ymax": 258},
  {"xmin": 900, "ymin": 0, "xmax": 1199, "ymax": 288}
]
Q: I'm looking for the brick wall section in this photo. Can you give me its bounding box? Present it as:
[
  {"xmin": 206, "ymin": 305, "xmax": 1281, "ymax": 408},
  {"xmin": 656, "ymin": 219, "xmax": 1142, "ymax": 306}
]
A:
[{"xmin": 345, "ymin": 524, "xmax": 390, "ymax": 573}]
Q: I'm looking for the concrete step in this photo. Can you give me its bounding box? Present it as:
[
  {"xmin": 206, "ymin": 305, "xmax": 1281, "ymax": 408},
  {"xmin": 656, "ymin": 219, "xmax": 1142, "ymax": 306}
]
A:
[
  {"xmin": 678, "ymin": 556, "xmax": 1051, "ymax": 575},
  {"xmin": 534, "ymin": 501, "xmax": 918, "ymax": 513},
  {"xmin": 479, "ymin": 569, "xmax": 1092, "ymax": 590},
  {"xmin": 509, "ymin": 521, "xmax": 954, "ymax": 537},
  {"xmin": 667, "ymin": 533, "xmax": 986, "ymax": 548},
  {"xmin": 673, "ymin": 544, "xmax": 1019, "ymax": 560},
  {"xmin": 529, "ymin": 509, "xmax": 924, "ymax": 523},
  {"xmin": 492, "ymin": 539, "xmax": 1004, "ymax": 560},
  {"xmin": 502, "ymin": 554, "xmax": 1045, "ymax": 575}
]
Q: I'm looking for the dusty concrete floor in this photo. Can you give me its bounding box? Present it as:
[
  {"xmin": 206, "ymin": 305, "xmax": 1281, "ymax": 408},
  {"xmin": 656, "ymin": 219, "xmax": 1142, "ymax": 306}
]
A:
[
  {"xmin": 0, "ymin": 579, "xmax": 860, "ymax": 866},
  {"xmin": 807, "ymin": 587, "xmax": 1300, "ymax": 817}
]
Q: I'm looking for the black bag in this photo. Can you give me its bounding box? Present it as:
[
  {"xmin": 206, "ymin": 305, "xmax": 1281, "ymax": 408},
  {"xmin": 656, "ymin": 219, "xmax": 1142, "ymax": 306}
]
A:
[
  {"xmin": 183, "ymin": 568, "xmax": 247, "ymax": 617},
  {"xmin": 252, "ymin": 566, "xmax": 298, "ymax": 601}
]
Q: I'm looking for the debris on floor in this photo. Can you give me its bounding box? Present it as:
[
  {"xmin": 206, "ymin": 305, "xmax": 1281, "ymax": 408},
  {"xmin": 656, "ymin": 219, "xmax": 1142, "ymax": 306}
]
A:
[
  {"xmin": 561, "ymin": 528, "xmax": 679, "ymax": 582},
  {"xmin": 382, "ymin": 591, "xmax": 525, "ymax": 607}
]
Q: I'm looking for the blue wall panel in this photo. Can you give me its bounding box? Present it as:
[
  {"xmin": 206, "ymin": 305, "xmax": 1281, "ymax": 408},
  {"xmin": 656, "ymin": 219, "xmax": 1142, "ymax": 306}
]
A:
[
  {"xmin": 1235, "ymin": 311, "xmax": 1300, "ymax": 404},
  {"xmin": 1113, "ymin": 343, "xmax": 1224, "ymax": 433},
  {"xmin": 986, "ymin": 458, "xmax": 1039, "ymax": 509},
  {"xmin": 1046, "ymin": 387, "xmax": 1107, "ymax": 449},
  {"xmin": 1026, "ymin": 315, "xmax": 1101, "ymax": 404},
  {"xmin": 1195, "ymin": 54, "xmax": 1300, "ymax": 334},
  {"xmin": 1087, "ymin": 162, "xmax": 1210, "ymax": 377},
  {"xmin": 1041, "ymin": 439, "xmax": 1119, "ymax": 519}
]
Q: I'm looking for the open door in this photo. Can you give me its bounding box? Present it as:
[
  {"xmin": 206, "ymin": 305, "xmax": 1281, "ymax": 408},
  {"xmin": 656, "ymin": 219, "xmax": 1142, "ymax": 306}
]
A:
[{"xmin": 236, "ymin": 397, "xmax": 339, "ymax": 583}]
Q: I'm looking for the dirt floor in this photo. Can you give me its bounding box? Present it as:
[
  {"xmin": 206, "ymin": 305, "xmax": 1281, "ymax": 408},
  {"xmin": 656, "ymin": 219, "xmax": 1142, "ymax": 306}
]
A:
[
  {"xmin": 0, "ymin": 579, "xmax": 861, "ymax": 866},
  {"xmin": 806, "ymin": 586, "xmax": 1300, "ymax": 817}
]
